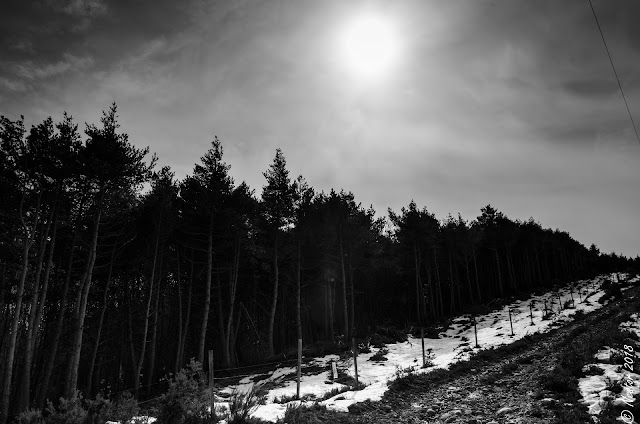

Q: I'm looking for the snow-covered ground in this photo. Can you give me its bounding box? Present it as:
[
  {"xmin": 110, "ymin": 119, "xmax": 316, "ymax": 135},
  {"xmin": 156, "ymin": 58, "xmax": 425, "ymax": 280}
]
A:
[
  {"xmin": 578, "ymin": 311, "xmax": 640, "ymax": 422},
  {"xmin": 203, "ymin": 272, "xmax": 637, "ymax": 423}
]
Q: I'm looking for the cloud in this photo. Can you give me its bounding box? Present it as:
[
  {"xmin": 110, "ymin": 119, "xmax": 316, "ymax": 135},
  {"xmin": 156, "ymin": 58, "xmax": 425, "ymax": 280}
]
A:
[
  {"xmin": 60, "ymin": 0, "xmax": 107, "ymax": 18},
  {"xmin": 562, "ymin": 78, "xmax": 619, "ymax": 99},
  {"xmin": 0, "ymin": 77, "xmax": 28, "ymax": 92},
  {"xmin": 8, "ymin": 39, "xmax": 34, "ymax": 53},
  {"xmin": 14, "ymin": 53, "xmax": 93, "ymax": 80}
]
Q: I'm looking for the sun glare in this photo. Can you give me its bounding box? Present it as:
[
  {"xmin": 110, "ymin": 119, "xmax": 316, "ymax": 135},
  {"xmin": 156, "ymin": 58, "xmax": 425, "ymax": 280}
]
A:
[{"xmin": 339, "ymin": 12, "xmax": 399, "ymax": 81}]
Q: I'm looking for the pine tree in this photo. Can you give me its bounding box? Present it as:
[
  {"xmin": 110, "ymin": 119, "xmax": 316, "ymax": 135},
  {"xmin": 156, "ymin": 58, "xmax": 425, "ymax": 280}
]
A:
[{"xmin": 261, "ymin": 148, "xmax": 295, "ymax": 357}]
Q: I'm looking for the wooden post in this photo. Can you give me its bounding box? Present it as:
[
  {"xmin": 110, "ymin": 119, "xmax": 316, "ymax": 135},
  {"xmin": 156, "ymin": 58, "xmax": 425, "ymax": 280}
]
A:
[
  {"xmin": 331, "ymin": 361, "xmax": 338, "ymax": 381},
  {"xmin": 569, "ymin": 286, "xmax": 574, "ymax": 307},
  {"xmin": 508, "ymin": 309, "xmax": 514, "ymax": 336},
  {"xmin": 352, "ymin": 338, "xmax": 359, "ymax": 388},
  {"xmin": 557, "ymin": 293, "xmax": 562, "ymax": 311},
  {"xmin": 297, "ymin": 338, "xmax": 302, "ymax": 399},
  {"xmin": 529, "ymin": 302, "xmax": 534, "ymax": 325},
  {"xmin": 543, "ymin": 299, "xmax": 548, "ymax": 318},
  {"xmin": 208, "ymin": 350, "xmax": 214, "ymax": 418},
  {"xmin": 421, "ymin": 328, "xmax": 425, "ymax": 367},
  {"xmin": 473, "ymin": 316, "xmax": 479, "ymax": 348},
  {"xmin": 578, "ymin": 288, "xmax": 582, "ymax": 303}
]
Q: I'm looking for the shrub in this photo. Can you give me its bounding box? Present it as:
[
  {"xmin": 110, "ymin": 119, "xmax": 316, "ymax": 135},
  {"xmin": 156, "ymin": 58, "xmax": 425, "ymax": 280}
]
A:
[
  {"xmin": 227, "ymin": 386, "xmax": 263, "ymax": 424},
  {"xmin": 104, "ymin": 391, "xmax": 139, "ymax": 424},
  {"xmin": 44, "ymin": 391, "xmax": 90, "ymax": 424},
  {"xmin": 273, "ymin": 393, "xmax": 299, "ymax": 404},
  {"xmin": 501, "ymin": 361, "xmax": 519, "ymax": 374},
  {"xmin": 15, "ymin": 409, "xmax": 44, "ymax": 424},
  {"xmin": 15, "ymin": 391, "xmax": 133, "ymax": 424},
  {"xmin": 421, "ymin": 350, "xmax": 436, "ymax": 368},
  {"xmin": 599, "ymin": 282, "xmax": 623, "ymax": 304},
  {"xmin": 560, "ymin": 345, "xmax": 590, "ymax": 377},
  {"xmin": 368, "ymin": 347, "xmax": 388, "ymax": 362},
  {"xmin": 358, "ymin": 342, "xmax": 371, "ymax": 354},
  {"xmin": 572, "ymin": 310, "xmax": 586, "ymax": 321},
  {"xmin": 584, "ymin": 365, "xmax": 605, "ymax": 376},
  {"xmin": 388, "ymin": 366, "xmax": 420, "ymax": 391},
  {"xmin": 278, "ymin": 403, "xmax": 346, "ymax": 424},
  {"xmin": 156, "ymin": 359, "xmax": 213, "ymax": 424},
  {"xmin": 82, "ymin": 393, "xmax": 111, "ymax": 424},
  {"xmin": 541, "ymin": 366, "xmax": 576, "ymax": 393}
]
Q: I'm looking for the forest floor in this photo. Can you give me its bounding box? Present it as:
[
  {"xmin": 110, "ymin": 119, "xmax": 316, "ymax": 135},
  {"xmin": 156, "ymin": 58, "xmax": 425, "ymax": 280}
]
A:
[{"xmin": 278, "ymin": 280, "xmax": 640, "ymax": 424}]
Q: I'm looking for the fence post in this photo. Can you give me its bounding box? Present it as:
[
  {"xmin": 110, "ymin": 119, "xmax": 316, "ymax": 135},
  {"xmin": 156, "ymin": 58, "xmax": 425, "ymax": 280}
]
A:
[
  {"xmin": 529, "ymin": 302, "xmax": 534, "ymax": 325},
  {"xmin": 297, "ymin": 338, "xmax": 302, "ymax": 399},
  {"xmin": 421, "ymin": 329, "xmax": 426, "ymax": 367},
  {"xmin": 578, "ymin": 287, "xmax": 583, "ymax": 303},
  {"xmin": 208, "ymin": 350, "xmax": 215, "ymax": 419},
  {"xmin": 508, "ymin": 309, "xmax": 514, "ymax": 336},
  {"xmin": 352, "ymin": 338, "xmax": 359, "ymax": 387},
  {"xmin": 473, "ymin": 316, "xmax": 479, "ymax": 348},
  {"xmin": 569, "ymin": 286, "xmax": 575, "ymax": 307}
]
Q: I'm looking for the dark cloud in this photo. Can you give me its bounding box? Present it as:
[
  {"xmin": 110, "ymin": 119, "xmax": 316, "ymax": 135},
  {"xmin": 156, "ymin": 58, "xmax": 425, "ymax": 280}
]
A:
[
  {"xmin": 562, "ymin": 78, "xmax": 619, "ymax": 99},
  {"xmin": 57, "ymin": 0, "xmax": 107, "ymax": 17},
  {"xmin": 1, "ymin": 0, "xmax": 639, "ymax": 257}
]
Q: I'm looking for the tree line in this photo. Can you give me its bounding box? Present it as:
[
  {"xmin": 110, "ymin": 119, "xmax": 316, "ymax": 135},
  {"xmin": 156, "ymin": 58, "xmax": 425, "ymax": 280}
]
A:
[{"xmin": 0, "ymin": 104, "xmax": 636, "ymax": 422}]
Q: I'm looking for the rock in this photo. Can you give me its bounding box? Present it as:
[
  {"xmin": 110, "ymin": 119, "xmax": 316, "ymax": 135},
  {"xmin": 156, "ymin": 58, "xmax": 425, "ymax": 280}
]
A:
[
  {"xmin": 425, "ymin": 408, "xmax": 436, "ymax": 417},
  {"xmin": 497, "ymin": 406, "xmax": 513, "ymax": 415},
  {"xmin": 440, "ymin": 409, "xmax": 462, "ymax": 421}
]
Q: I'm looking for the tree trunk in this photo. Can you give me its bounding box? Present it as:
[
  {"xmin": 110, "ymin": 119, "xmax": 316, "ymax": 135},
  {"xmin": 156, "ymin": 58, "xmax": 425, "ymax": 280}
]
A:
[
  {"xmin": 177, "ymin": 251, "xmax": 194, "ymax": 372},
  {"xmin": 133, "ymin": 209, "xmax": 163, "ymax": 397},
  {"xmin": 465, "ymin": 252, "xmax": 473, "ymax": 304},
  {"xmin": 493, "ymin": 249, "xmax": 503, "ymax": 297},
  {"xmin": 217, "ymin": 270, "xmax": 227, "ymax": 365},
  {"xmin": 449, "ymin": 251, "xmax": 455, "ymax": 315},
  {"xmin": 339, "ymin": 234, "xmax": 348, "ymax": 338},
  {"xmin": 175, "ymin": 248, "xmax": 183, "ymax": 372},
  {"xmin": 224, "ymin": 236, "xmax": 240, "ymax": 367},
  {"xmin": 66, "ymin": 204, "xmax": 102, "ymax": 398},
  {"xmin": 349, "ymin": 245, "xmax": 355, "ymax": 338},
  {"xmin": 472, "ymin": 244, "xmax": 482, "ymax": 302},
  {"xmin": 19, "ymin": 202, "xmax": 56, "ymax": 411},
  {"xmin": 36, "ymin": 232, "xmax": 76, "ymax": 407},
  {"xmin": 433, "ymin": 248, "xmax": 444, "ymax": 318},
  {"xmin": 198, "ymin": 214, "xmax": 213, "ymax": 364},
  {"xmin": 414, "ymin": 244, "xmax": 422, "ymax": 324},
  {"xmin": 423, "ymin": 254, "xmax": 435, "ymax": 321},
  {"xmin": 296, "ymin": 241, "xmax": 302, "ymax": 342},
  {"xmin": 1, "ymin": 194, "xmax": 40, "ymax": 424},
  {"xmin": 29, "ymin": 206, "xmax": 59, "ymax": 381},
  {"xmin": 267, "ymin": 232, "xmax": 279, "ymax": 357},
  {"xmin": 506, "ymin": 250, "xmax": 516, "ymax": 291},
  {"xmin": 86, "ymin": 243, "xmax": 116, "ymax": 396},
  {"xmin": 146, "ymin": 246, "xmax": 164, "ymax": 396}
]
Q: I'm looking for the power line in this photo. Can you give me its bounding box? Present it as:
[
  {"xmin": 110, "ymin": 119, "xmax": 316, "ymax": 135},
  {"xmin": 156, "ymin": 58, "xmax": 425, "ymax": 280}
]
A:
[{"xmin": 588, "ymin": 0, "xmax": 640, "ymax": 145}]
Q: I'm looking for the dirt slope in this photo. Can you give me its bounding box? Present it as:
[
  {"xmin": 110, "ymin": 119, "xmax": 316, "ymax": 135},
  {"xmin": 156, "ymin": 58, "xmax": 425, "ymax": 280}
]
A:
[{"xmin": 321, "ymin": 285, "xmax": 640, "ymax": 424}]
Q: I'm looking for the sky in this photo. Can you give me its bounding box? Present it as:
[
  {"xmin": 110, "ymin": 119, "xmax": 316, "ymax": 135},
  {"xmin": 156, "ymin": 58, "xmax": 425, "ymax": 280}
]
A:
[{"xmin": 1, "ymin": 0, "xmax": 639, "ymax": 257}]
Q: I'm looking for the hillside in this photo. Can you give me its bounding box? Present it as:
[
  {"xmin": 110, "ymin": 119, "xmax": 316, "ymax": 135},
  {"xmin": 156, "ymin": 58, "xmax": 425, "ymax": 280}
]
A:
[
  {"xmin": 277, "ymin": 275, "xmax": 640, "ymax": 424},
  {"xmin": 130, "ymin": 273, "xmax": 637, "ymax": 424}
]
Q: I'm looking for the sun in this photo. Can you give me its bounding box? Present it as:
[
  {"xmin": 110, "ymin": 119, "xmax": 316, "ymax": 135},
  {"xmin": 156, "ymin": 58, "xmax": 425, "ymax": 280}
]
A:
[{"xmin": 338, "ymin": 13, "xmax": 399, "ymax": 81}]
